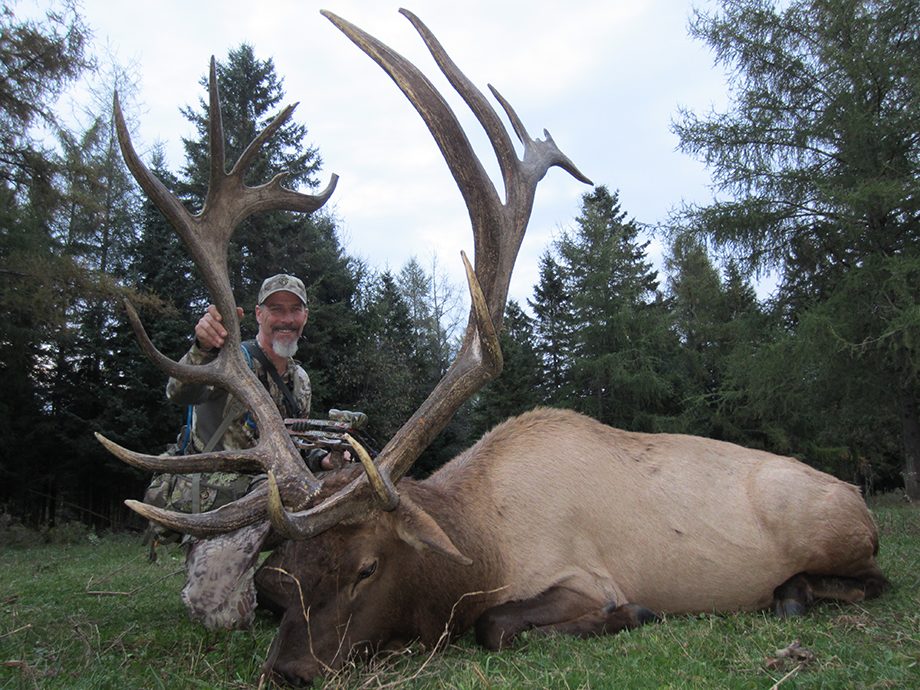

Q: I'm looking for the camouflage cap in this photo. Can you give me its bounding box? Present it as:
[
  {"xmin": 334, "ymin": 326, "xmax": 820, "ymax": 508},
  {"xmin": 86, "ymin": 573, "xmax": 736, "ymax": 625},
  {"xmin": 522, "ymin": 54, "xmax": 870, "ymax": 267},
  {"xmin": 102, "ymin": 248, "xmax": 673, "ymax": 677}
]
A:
[{"xmin": 258, "ymin": 274, "xmax": 307, "ymax": 305}]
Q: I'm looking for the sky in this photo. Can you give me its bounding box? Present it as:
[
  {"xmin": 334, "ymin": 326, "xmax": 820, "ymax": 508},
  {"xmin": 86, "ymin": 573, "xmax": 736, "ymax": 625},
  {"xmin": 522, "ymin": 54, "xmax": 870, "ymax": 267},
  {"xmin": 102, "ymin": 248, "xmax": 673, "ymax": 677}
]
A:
[{"xmin": 37, "ymin": 0, "xmax": 732, "ymax": 308}]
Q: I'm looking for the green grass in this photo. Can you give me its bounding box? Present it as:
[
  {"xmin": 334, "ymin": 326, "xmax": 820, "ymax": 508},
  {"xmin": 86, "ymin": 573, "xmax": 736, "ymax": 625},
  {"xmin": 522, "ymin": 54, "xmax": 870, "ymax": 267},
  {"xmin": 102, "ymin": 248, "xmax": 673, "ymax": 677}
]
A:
[{"xmin": 2, "ymin": 501, "xmax": 918, "ymax": 689}]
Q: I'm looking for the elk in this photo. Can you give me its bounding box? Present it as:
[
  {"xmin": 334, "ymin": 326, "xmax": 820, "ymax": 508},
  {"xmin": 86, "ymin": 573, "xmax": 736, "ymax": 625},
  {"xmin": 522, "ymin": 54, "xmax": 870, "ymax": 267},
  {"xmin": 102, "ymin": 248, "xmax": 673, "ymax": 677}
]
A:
[{"xmin": 97, "ymin": 8, "xmax": 888, "ymax": 687}]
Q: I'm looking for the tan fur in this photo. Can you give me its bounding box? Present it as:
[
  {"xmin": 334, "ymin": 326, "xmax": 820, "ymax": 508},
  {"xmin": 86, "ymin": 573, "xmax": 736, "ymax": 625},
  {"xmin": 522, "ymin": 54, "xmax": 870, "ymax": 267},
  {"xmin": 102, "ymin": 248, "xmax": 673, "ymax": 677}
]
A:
[
  {"xmin": 259, "ymin": 406, "xmax": 884, "ymax": 683},
  {"xmin": 427, "ymin": 407, "xmax": 881, "ymax": 614}
]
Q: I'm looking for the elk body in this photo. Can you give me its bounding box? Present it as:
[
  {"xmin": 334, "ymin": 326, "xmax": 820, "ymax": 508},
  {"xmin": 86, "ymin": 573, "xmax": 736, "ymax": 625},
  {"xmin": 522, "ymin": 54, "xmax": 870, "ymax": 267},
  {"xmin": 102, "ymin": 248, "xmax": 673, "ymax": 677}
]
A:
[
  {"xmin": 255, "ymin": 406, "xmax": 886, "ymax": 683},
  {"xmin": 96, "ymin": 8, "xmax": 887, "ymax": 688}
]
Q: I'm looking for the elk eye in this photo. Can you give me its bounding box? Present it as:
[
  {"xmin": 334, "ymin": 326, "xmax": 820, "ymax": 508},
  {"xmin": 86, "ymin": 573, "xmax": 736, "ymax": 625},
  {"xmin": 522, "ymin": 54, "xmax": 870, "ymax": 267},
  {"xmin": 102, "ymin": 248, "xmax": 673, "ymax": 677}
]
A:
[{"xmin": 357, "ymin": 560, "xmax": 378, "ymax": 581}]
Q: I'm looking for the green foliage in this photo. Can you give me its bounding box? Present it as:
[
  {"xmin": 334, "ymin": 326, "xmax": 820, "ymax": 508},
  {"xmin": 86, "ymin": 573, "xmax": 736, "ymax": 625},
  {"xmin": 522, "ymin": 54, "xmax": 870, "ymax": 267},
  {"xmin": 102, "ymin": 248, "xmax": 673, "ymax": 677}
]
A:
[
  {"xmin": 0, "ymin": 0, "xmax": 90, "ymax": 193},
  {"xmin": 673, "ymin": 0, "xmax": 920, "ymax": 496},
  {"xmin": 343, "ymin": 270, "xmax": 421, "ymax": 440},
  {"xmin": 665, "ymin": 233, "xmax": 772, "ymax": 444},
  {"xmin": 5, "ymin": 0, "xmax": 918, "ymax": 530},
  {"xmin": 529, "ymin": 251, "xmax": 573, "ymax": 401},
  {"xmin": 548, "ymin": 186, "xmax": 680, "ymax": 431}
]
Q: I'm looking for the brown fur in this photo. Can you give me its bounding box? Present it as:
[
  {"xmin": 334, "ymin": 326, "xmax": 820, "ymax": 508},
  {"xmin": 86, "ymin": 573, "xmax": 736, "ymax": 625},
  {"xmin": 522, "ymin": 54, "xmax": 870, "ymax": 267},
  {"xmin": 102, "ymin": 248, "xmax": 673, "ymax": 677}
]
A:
[{"xmin": 256, "ymin": 407, "xmax": 887, "ymax": 684}]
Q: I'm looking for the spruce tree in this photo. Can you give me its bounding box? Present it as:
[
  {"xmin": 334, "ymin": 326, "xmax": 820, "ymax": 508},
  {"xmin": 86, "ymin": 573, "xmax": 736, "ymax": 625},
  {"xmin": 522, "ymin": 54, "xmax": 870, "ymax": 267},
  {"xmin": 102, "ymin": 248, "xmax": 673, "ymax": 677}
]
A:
[
  {"xmin": 555, "ymin": 186, "xmax": 678, "ymax": 430},
  {"xmin": 665, "ymin": 233, "xmax": 766, "ymax": 443}
]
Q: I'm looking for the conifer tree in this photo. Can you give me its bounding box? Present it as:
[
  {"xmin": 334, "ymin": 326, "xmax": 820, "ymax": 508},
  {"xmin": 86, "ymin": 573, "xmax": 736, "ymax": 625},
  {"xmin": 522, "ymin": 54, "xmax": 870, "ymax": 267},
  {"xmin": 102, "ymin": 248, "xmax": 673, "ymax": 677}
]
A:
[
  {"xmin": 347, "ymin": 271, "xmax": 419, "ymax": 440},
  {"xmin": 555, "ymin": 186, "xmax": 678, "ymax": 430},
  {"xmin": 528, "ymin": 251, "xmax": 572, "ymax": 403},
  {"xmin": 666, "ymin": 233, "xmax": 765, "ymax": 442},
  {"xmin": 674, "ymin": 0, "xmax": 920, "ymax": 495}
]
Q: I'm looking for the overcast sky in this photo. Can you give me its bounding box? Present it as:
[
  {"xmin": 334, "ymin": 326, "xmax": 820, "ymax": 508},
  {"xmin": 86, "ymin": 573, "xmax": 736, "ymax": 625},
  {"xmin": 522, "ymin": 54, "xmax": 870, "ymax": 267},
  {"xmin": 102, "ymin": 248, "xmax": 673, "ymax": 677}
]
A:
[{"xmin": 44, "ymin": 0, "xmax": 731, "ymax": 307}]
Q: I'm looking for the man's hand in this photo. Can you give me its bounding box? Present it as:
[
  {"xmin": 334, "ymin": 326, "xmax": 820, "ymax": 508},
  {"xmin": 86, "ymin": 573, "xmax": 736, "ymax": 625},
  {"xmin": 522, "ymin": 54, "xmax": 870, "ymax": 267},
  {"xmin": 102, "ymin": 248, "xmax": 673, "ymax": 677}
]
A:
[
  {"xmin": 195, "ymin": 304, "xmax": 245, "ymax": 351},
  {"xmin": 320, "ymin": 449, "xmax": 353, "ymax": 471}
]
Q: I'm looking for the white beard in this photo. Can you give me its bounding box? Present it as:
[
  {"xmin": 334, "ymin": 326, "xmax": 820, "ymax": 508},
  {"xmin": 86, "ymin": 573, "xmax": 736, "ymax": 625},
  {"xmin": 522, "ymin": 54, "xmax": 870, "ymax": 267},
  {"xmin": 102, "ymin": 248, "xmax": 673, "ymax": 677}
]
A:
[{"xmin": 271, "ymin": 337, "xmax": 299, "ymax": 359}]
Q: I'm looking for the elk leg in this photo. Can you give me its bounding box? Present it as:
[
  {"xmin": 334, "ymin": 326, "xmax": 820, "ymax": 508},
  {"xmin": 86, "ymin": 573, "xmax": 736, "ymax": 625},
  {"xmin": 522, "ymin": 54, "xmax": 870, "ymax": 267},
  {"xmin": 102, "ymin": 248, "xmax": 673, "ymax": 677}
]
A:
[
  {"xmin": 773, "ymin": 567, "xmax": 891, "ymax": 618},
  {"xmin": 529, "ymin": 601, "xmax": 660, "ymax": 641},
  {"xmin": 773, "ymin": 573, "xmax": 814, "ymax": 617},
  {"xmin": 475, "ymin": 585, "xmax": 658, "ymax": 651}
]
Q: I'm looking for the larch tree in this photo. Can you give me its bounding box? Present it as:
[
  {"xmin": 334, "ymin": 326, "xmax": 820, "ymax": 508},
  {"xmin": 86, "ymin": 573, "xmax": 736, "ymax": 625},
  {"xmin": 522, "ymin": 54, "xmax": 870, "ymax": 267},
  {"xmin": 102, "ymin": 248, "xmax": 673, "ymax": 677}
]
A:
[{"xmin": 673, "ymin": 0, "xmax": 920, "ymax": 497}]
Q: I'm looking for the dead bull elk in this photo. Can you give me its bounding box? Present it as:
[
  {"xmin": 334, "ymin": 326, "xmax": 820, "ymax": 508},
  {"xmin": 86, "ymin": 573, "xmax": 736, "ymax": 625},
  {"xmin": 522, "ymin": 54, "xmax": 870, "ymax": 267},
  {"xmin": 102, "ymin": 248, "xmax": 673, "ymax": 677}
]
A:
[{"xmin": 97, "ymin": 8, "xmax": 888, "ymax": 687}]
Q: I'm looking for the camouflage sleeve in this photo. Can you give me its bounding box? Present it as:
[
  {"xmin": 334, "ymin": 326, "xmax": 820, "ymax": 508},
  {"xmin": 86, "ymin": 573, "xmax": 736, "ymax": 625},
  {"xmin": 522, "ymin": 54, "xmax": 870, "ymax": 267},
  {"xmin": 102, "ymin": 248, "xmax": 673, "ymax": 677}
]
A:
[{"xmin": 165, "ymin": 340, "xmax": 224, "ymax": 405}]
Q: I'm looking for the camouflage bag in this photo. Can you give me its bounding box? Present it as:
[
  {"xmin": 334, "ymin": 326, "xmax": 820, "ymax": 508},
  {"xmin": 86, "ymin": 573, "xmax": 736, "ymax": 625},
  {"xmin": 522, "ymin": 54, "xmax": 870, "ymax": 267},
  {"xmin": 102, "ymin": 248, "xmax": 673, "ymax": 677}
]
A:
[
  {"xmin": 144, "ymin": 470, "xmax": 252, "ymax": 517},
  {"xmin": 142, "ymin": 433, "xmax": 252, "ymax": 545}
]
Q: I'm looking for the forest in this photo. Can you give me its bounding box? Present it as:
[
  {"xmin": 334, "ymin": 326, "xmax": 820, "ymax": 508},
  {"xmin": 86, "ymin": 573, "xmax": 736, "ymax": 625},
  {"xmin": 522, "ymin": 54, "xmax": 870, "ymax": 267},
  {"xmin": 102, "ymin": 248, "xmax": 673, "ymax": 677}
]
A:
[{"xmin": 1, "ymin": 0, "xmax": 918, "ymax": 532}]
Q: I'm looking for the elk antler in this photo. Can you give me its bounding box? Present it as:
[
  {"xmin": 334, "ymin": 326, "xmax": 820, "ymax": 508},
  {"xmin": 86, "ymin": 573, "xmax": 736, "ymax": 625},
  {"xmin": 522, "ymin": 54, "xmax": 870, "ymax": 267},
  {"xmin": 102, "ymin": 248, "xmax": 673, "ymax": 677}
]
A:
[
  {"xmin": 268, "ymin": 9, "xmax": 592, "ymax": 538},
  {"xmin": 96, "ymin": 57, "xmax": 338, "ymax": 537}
]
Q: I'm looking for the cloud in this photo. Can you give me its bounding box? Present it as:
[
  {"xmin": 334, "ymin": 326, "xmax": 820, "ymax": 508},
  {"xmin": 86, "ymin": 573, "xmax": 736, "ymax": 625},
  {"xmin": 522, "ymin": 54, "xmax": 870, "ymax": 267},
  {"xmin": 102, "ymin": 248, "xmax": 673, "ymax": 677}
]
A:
[{"xmin": 62, "ymin": 0, "xmax": 729, "ymax": 306}]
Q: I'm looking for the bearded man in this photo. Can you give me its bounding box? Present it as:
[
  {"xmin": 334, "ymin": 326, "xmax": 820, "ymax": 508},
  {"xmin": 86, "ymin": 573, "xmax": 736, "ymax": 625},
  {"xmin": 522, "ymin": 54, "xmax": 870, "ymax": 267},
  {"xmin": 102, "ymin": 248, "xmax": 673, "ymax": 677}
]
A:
[{"xmin": 163, "ymin": 274, "xmax": 330, "ymax": 514}]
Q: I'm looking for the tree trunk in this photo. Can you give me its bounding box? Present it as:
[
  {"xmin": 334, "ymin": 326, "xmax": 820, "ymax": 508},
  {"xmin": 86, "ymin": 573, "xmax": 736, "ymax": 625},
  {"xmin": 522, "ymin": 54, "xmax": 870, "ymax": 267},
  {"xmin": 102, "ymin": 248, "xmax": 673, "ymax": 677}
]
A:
[{"xmin": 901, "ymin": 391, "xmax": 920, "ymax": 502}]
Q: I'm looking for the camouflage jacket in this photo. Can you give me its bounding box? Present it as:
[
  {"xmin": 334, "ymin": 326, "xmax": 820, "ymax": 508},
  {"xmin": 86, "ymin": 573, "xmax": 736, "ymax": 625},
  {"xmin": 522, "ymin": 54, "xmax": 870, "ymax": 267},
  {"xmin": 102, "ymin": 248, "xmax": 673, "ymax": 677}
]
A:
[{"xmin": 166, "ymin": 339, "xmax": 312, "ymax": 453}]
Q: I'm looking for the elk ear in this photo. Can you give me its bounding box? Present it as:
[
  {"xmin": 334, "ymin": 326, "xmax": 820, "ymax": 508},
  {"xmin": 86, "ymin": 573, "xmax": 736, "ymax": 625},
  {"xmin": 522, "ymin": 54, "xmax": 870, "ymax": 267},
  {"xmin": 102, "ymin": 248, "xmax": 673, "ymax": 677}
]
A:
[{"xmin": 395, "ymin": 495, "xmax": 472, "ymax": 565}]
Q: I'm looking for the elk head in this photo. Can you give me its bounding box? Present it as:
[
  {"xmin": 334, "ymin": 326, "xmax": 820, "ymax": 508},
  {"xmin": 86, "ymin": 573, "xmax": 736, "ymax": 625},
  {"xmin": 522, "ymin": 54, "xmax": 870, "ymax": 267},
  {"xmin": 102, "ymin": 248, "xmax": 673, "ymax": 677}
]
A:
[{"xmin": 97, "ymin": 8, "xmax": 591, "ymax": 686}]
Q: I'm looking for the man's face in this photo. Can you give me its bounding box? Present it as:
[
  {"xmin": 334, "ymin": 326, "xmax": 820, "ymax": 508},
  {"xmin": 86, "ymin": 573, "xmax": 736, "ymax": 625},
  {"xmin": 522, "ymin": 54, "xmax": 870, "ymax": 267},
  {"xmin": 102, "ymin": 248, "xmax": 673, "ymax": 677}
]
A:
[{"xmin": 256, "ymin": 291, "xmax": 308, "ymax": 358}]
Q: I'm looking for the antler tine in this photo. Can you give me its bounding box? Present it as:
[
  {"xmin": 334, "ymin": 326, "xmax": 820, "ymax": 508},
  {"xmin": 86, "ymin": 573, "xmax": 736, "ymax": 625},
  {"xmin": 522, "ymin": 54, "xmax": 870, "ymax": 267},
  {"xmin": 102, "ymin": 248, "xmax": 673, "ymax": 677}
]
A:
[
  {"xmin": 126, "ymin": 487, "xmax": 270, "ymax": 539},
  {"xmin": 398, "ymin": 10, "xmax": 517, "ymax": 196},
  {"xmin": 206, "ymin": 57, "xmax": 226, "ymax": 212},
  {"xmin": 104, "ymin": 59, "xmax": 339, "ymax": 533},
  {"xmin": 371, "ymin": 251, "xmax": 503, "ymax": 484},
  {"xmin": 95, "ymin": 431, "xmax": 263, "ymax": 474},
  {"xmin": 323, "ymin": 10, "xmax": 591, "ymax": 320},
  {"xmin": 320, "ymin": 10, "xmax": 502, "ymax": 241}
]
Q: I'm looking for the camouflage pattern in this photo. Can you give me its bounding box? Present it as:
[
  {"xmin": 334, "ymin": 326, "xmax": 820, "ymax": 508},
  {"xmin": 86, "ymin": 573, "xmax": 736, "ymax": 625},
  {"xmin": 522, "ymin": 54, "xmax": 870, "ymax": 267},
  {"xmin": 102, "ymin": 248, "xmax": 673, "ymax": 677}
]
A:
[
  {"xmin": 181, "ymin": 521, "xmax": 271, "ymax": 630},
  {"xmin": 151, "ymin": 339, "xmax": 311, "ymax": 525},
  {"xmin": 166, "ymin": 339, "xmax": 311, "ymax": 452},
  {"xmin": 258, "ymin": 273, "xmax": 307, "ymax": 305},
  {"xmin": 144, "ymin": 469, "xmax": 253, "ymax": 517}
]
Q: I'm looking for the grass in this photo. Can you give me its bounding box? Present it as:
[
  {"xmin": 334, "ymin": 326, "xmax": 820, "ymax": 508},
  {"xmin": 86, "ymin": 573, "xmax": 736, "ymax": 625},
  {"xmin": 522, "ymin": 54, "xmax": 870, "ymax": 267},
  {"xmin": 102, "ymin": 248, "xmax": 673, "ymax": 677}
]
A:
[{"xmin": 1, "ymin": 499, "xmax": 918, "ymax": 689}]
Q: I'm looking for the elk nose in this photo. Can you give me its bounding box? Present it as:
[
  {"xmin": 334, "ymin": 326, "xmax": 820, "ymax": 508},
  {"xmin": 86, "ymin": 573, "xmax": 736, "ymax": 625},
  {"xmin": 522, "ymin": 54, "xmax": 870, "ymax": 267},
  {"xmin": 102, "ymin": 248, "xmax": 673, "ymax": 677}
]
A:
[{"xmin": 267, "ymin": 664, "xmax": 317, "ymax": 688}]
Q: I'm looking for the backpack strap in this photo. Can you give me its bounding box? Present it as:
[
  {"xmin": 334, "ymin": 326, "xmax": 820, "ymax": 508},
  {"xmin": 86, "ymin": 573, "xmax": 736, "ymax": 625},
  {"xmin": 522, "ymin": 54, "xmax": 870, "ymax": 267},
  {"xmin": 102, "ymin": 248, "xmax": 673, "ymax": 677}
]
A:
[{"xmin": 242, "ymin": 339, "xmax": 302, "ymax": 418}]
